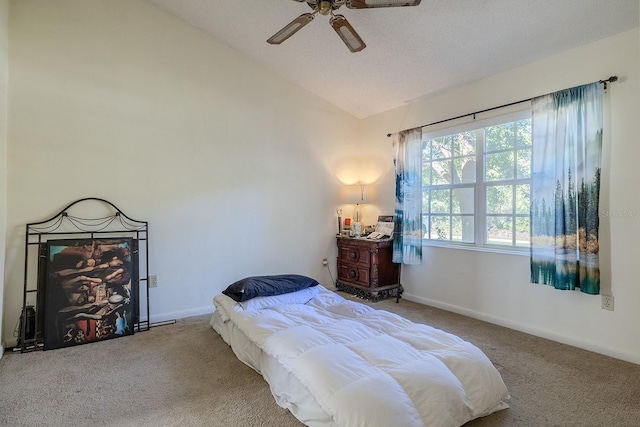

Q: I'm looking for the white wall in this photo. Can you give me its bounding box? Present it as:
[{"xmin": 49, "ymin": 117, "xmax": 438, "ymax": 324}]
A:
[
  {"xmin": 4, "ymin": 1, "xmax": 639, "ymax": 366},
  {"xmin": 360, "ymin": 28, "xmax": 640, "ymax": 364},
  {"xmin": 2, "ymin": 0, "xmax": 360, "ymax": 346},
  {"xmin": 0, "ymin": 0, "xmax": 8, "ymax": 356}
]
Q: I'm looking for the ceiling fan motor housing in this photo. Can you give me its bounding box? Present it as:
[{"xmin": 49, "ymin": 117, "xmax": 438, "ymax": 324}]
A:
[
  {"xmin": 318, "ymin": 1, "xmax": 332, "ymax": 15},
  {"xmin": 306, "ymin": 0, "xmax": 344, "ymax": 13}
]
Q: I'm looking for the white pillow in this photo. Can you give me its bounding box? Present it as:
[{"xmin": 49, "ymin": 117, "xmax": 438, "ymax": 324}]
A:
[{"xmin": 239, "ymin": 285, "xmax": 320, "ymax": 311}]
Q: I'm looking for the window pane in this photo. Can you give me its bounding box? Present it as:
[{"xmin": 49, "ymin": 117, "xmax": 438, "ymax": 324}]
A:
[
  {"xmin": 486, "ymin": 185, "xmax": 513, "ymax": 214},
  {"xmin": 431, "ymin": 160, "xmax": 451, "ymax": 185},
  {"xmin": 453, "ymin": 187, "xmax": 474, "ymax": 214},
  {"xmin": 516, "ymin": 120, "xmax": 532, "ymax": 147},
  {"xmin": 515, "ymin": 184, "xmax": 530, "ymax": 215},
  {"xmin": 421, "ymin": 215, "xmax": 429, "ymax": 237},
  {"xmin": 453, "ymin": 156, "xmax": 476, "ymax": 183},
  {"xmin": 422, "ymin": 191, "xmax": 430, "ymax": 214},
  {"xmin": 485, "ymin": 151, "xmax": 515, "ymax": 181},
  {"xmin": 485, "ymin": 122, "xmax": 514, "ymax": 152},
  {"xmin": 517, "ymin": 148, "xmax": 531, "ymax": 179},
  {"xmin": 423, "ymin": 162, "xmax": 433, "ymax": 186},
  {"xmin": 515, "ymin": 216, "xmax": 530, "ymax": 246},
  {"xmin": 452, "ymin": 215, "xmax": 474, "ymax": 243},
  {"xmin": 486, "ymin": 216, "xmax": 513, "ymax": 246},
  {"xmin": 422, "ymin": 140, "xmax": 431, "ymax": 161},
  {"xmin": 431, "ymin": 136, "xmax": 451, "ymax": 160},
  {"xmin": 430, "ymin": 189, "xmax": 450, "ymax": 213},
  {"xmin": 430, "ymin": 216, "xmax": 450, "ymax": 240},
  {"xmin": 453, "ymin": 132, "xmax": 476, "ymax": 157}
]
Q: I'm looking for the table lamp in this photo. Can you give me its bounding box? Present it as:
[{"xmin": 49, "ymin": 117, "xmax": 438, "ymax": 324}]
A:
[{"xmin": 344, "ymin": 183, "xmax": 371, "ymax": 236}]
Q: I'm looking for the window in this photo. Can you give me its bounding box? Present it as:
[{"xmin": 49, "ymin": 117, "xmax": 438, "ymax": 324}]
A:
[{"xmin": 422, "ymin": 110, "xmax": 532, "ymax": 250}]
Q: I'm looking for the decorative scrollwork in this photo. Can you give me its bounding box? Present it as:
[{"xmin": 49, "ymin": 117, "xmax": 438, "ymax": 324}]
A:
[{"xmin": 335, "ymin": 281, "xmax": 402, "ymax": 303}]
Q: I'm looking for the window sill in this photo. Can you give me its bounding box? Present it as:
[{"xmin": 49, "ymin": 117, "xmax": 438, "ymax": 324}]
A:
[{"xmin": 422, "ymin": 240, "xmax": 529, "ymax": 257}]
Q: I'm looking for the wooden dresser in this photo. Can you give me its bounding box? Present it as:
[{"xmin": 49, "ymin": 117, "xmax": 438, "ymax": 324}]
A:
[{"xmin": 335, "ymin": 237, "xmax": 401, "ymax": 302}]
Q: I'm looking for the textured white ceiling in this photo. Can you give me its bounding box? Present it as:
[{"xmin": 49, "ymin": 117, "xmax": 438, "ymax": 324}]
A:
[{"xmin": 146, "ymin": 0, "xmax": 639, "ymax": 119}]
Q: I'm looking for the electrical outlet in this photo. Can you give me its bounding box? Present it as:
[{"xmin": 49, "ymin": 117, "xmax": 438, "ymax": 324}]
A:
[
  {"xmin": 601, "ymin": 295, "xmax": 614, "ymax": 311},
  {"xmin": 149, "ymin": 275, "xmax": 158, "ymax": 288},
  {"xmin": 322, "ymin": 258, "xmax": 328, "ymax": 266}
]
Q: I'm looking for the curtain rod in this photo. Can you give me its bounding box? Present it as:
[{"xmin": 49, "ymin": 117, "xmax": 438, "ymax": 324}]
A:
[{"xmin": 386, "ymin": 76, "xmax": 618, "ymax": 137}]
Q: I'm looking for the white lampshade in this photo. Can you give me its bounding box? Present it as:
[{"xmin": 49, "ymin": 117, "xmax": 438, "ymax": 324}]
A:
[
  {"xmin": 344, "ymin": 183, "xmax": 371, "ymax": 205},
  {"xmin": 344, "ymin": 183, "xmax": 371, "ymax": 228}
]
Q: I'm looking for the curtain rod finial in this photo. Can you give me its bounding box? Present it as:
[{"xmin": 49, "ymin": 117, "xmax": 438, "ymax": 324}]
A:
[{"xmin": 600, "ymin": 76, "xmax": 618, "ymax": 90}]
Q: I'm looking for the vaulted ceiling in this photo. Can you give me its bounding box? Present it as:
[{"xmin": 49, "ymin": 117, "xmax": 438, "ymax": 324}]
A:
[{"xmin": 146, "ymin": 0, "xmax": 639, "ymax": 119}]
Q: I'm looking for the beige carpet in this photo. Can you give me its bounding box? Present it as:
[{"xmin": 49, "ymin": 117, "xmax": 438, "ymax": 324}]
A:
[{"xmin": 1, "ymin": 292, "xmax": 639, "ymax": 427}]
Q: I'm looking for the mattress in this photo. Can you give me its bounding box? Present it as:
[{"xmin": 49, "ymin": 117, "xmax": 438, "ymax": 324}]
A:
[
  {"xmin": 211, "ymin": 306, "xmax": 331, "ymax": 424},
  {"xmin": 211, "ymin": 285, "xmax": 509, "ymax": 427}
]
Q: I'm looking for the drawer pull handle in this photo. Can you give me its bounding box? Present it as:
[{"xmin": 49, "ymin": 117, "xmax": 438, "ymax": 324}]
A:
[
  {"xmin": 348, "ymin": 269, "xmax": 357, "ymax": 279},
  {"xmin": 348, "ymin": 251, "xmax": 359, "ymax": 262}
]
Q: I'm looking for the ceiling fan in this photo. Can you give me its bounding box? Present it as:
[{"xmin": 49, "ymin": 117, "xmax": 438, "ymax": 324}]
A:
[{"xmin": 267, "ymin": 0, "xmax": 422, "ymax": 53}]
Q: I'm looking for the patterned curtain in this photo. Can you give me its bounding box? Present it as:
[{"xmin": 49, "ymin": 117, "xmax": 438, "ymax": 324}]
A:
[
  {"xmin": 392, "ymin": 127, "xmax": 423, "ymax": 265},
  {"xmin": 530, "ymin": 82, "xmax": 603, "ymax": 294}
]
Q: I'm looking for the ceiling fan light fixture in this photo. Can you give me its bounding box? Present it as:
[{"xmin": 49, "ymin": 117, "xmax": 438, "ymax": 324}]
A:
[
  {"xmin": 318, "ymin": 1, "xmax": 332, "ymax": 15},
  {"xmin": 330, "ymin": 15, "xmax": 366, "ymax": 53},
  {"xmin": 346, "ymin": 0, "xmax": 421, "ymax": 8},
  {"xmin": 267, "ymin": 13, "xmax": 315, "ymax": 45}
]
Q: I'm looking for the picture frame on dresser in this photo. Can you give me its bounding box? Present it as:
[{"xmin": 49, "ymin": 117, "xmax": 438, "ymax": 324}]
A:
[{"xmin": 342, "ymin": 218, "xmax": 352, "ymax": 236}]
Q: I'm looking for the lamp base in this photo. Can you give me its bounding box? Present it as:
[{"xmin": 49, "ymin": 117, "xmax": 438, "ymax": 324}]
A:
[{"xmin": 353, "ymin": 204, "xmax": 362, "ymax": 223}]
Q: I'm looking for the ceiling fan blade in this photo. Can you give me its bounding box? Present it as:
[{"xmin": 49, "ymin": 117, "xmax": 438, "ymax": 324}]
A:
[
  {"xmin": 346, "ymin": 0, "xmax": 421, "ymax": 8},
  {"xmin": 330, "ymin": 15, "xmax": 366, "ymax": 53},
  {"xmin": 267, "ymin": 13, "xmax": 315, "ymax": 45}
]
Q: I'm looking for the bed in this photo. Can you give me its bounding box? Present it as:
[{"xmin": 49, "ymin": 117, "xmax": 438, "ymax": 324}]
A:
[{"xmin": 210, "ymin": 275, "xmax": 510, "ymax": 427}]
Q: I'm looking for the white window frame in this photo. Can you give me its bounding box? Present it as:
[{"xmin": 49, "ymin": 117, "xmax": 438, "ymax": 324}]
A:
[{"xmin": 421, "ymin": 109, "xmax": 532, "ymax": 255}]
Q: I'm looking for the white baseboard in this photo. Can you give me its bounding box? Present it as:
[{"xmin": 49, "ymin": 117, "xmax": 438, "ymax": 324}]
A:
[
  {"xmin": 402, "ymin": 292, "xmax": 640, "ymax": 366},
  {"xmin": 143, "ymin": 305, "xmax": 215, "ymax": 325}
]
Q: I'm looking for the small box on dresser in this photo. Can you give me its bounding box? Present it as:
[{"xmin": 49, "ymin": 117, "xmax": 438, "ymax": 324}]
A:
[{"xmin": 335, "ymin": 236, "xmax": 401, "ymax": 302}]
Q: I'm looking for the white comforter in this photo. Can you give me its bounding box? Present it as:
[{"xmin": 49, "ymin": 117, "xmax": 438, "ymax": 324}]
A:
[{"xmin": 213, "ymin": 286, "xmax": 509, "ymax": 427}]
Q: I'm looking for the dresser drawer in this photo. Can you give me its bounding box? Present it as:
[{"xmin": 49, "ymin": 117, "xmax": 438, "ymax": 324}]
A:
[
  {"xmin": 338, "ymin": 264, "xmax": 370, "ymax": 287},
  {"xmin": 338, "ymin": 244, "xmax": 371, "ymax": 267}
]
